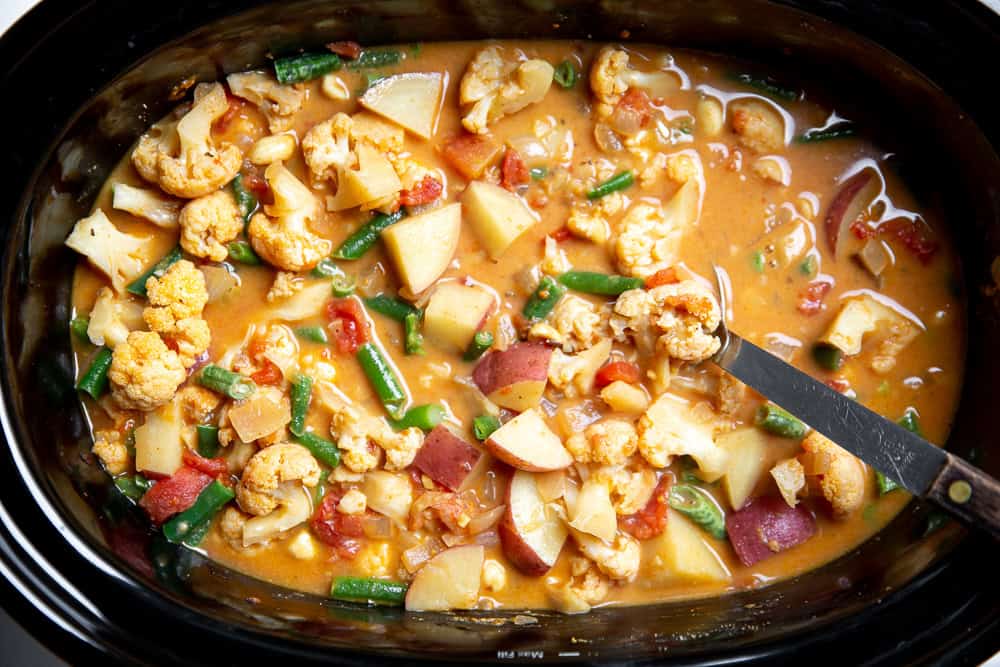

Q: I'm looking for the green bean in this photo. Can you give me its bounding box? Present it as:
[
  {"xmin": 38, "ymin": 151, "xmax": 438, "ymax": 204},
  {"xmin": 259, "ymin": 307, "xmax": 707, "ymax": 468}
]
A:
[
  {"xmin": 463, "ymin": 331, "xmax": 494, "ymax": 362},
  {"xmin": 799, "ymin": 255, "xmax": 817, "ymax": 277},
  {"xmin": 197, "ymin": 365, "xmax": 256, "ymax": 400},
  {"xmin": 114, "ymin": 474, "xmax": 152, "ymax": 501},
  {"xmin": 755, "ymin": 403, "xmax": 807, "ymax": 439},
  {"xmin": 126, "ymin": 246, "xmax": 182, "ymax": 296},
  {"xmin": 473, "ymin": 414, "xmax": 501, "ymax": 441},
  {"xmin": 875, "ymin": 471, "xmax": 899, "ymax": 496},
  {"xmin": 365, "ymin": 295, "xmax": 419, "ymax": 322},
  {"xmin": 558, "ymin": 271, "xmax": 644, "ymax": 296},
  {"xmin": 795, "ymin": 125, "xmax": 856, "ymax": 143},
  {"xmin": 313, "ymin": 469, "xmax": 330, "ymax": 505},
  {"xmin": 586, "ymin": 171, "xmax": 634, "ymax": 200},
  {"xmin": 311, "ymin": 257, "xmax": 343, "ymax": 279},
  {"xmin": 729, "ymin": 72, "xmax": 799, "ymax": 101},
  {"xmin": 877, "ymin": 409, "xmax": 923, "ymax": 495},
  {"xmin": 230, "ymin": 174, "xmax": 258, "ymax": 224},
  {"xmin": 523, "ymin": 275, "xmax": 566, "ymax": 320},
  {"xmin": 750, "ymin": 250, "xmax": 765, "ymax": 273},
  {"xmin": 331, "ymin": 274, "xmax": 356, "ymax": 297},
  {"xmin": 356, "ymin": 73, "xmax": 386, "ymax": 96},
  {"xmin": 274, "ymin": 52, "xmax": 342, "ymax": 84},
  {"xmin": 227, "ymin": 241, "xmax": 261, "ymax": 265},
  {"xmin": 289, "ymin": 375, "xmax": 313, "ymax": 437},
  {"xmin": 77, "ymin": 347, "xmax": 113, "ymax": 399},
  {"xmin": 529, "ymin": 166, "xmax": 548, "ymax": 180},
  {"xmin": 347, "ymin": 49, "xmax": 403, "ymax": 70},
  {"xmin": 898, "ymin": 409, "xmax": 923, "ymax": 437},
  {"xmin": 391, "ymin": 404, "xmax": 445, "ymax": 432},
  {"xmin": 356, "ymin": 343, "xmax": 407, "ymax": 418},
  {"xmin": 553, "ymin": 60, "xmax": 578, "ymax": 88},
  {"xmin": 668, "ymin": 484, "xmax": 727, "ymax": 539},
  {"xmin": 330, "ymin": 576, "xmax": 407, "ymax": 605},
  {"xmin": 162, "ymin": 480, "xmax": 235, "ymax": 545},
  {"xmin": 70, "ymin": 316, "xmax": 90, "ymax": 342},
  {"xmin": 295, "ymin": 431, "xmax": 341, "ymax": 468},
  {"xmin": 196, "ymin": 424, "xmax": 220, "ymax": 458},
  {"xmin": 333, "ymin": 210, "xmax": 405, "ymax": 260},
  {"xmin": 404, "ymin": 312, "xmax": 424, "ymax": 356},
  {"xmin": 296, "ymin": 326, "xmax": 329, "ymax": 344},
  {"xmin": 812, "ymin": 343, "xmax": 844, "ymax": 371}
]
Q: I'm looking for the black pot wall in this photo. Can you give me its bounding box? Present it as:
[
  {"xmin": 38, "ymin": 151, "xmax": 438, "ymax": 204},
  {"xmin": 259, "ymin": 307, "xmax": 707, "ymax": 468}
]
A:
[{"xmin": 1, "ymin": 1, "xmax": 999, "ymax": 664}]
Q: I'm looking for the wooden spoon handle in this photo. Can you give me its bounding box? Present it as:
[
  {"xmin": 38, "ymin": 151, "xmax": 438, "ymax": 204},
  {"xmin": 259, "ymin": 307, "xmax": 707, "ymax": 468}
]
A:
[{"xmin": 928, "ymin": 452, "xmax": 1000, "ymax": 540}]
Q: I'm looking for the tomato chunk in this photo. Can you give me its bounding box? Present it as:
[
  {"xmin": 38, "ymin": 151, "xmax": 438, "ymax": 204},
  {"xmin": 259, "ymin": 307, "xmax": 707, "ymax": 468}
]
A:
[
  {"xmin": 138, "ymin": 466, "xmax": 212, "ymax": 524},
  {"xmin": 644, "ymin": 267, "xmax": 679, "ymax": 289},
  {"xmin": 182, "ymin": 448, "xmax": 229, "ymax": 479},
  {"xmin": 325, "ymin": 41, "xmax": 362, "ymax": 59},
  {"xmin": 311, "ymin": 492, "xmax": 366, "ymax": 559},
  {"xmin": 615, "ymin": 88, "xmax": 654, "ymax": 127},
  {"xmin": 547, "ymin": 226, "xmax": 573, "ymax": 243},
  {"xmin": 441, "ymin": 133, "xmax": 502, "ymax": 180},
  {"xmin": 500, "ymin": 148, "xmax": 530, "ymax": 191},
  {"xmin": 251, "ymin": 359, "xmax": 283, "ymax": 385},
  {"xmin": 620, "ymin": 476, "xmax": 670, "ymax": 540},
  {"xmin": 796, "ymin": 280, "xmax": 832, "ymax": 316},
  {"xmin": 399, "ymin": 175, "xmax": 444, "ymax": 207},
  {"xmin": 325, "ymin": 298, "xmax": 370, "ymax": 354},
  {"xmin": 595, "ymin": 361, "xmax": 642, "ymax": 388}
]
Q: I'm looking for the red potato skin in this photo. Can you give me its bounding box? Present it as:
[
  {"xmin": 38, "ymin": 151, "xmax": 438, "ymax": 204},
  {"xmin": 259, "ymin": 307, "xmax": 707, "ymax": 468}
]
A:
[
  {"xmin": 498, "ymin": 481, "xmax": 558, "ymax": 576},
  {"xmin": 473, "ymin": 342, "xmax": 552, "ymax": 396},
  {"xmin": 725, "ymin": 495, "xmax": 817, "ymax": 567},
  {"xmin": 824, "ymin": 170, "xmax": 877, "ymax": 258},
  {"xmin": 412, "ymin": 426, "xmax": 482, "ymax": 491}
]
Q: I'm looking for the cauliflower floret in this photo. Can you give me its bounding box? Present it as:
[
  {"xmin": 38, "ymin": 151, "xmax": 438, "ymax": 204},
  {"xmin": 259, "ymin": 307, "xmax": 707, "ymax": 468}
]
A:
[
  {"xmin": 266, "ymin": 271, "xmax": 305, "ymax": 302},
  {"xmin": 566, "ymin": 203, "xmax": 611, "ymax": 244},
  {"xmin": 301, "ymin": 113, "xmax": 356, "ymax": 182},
  {"xmin": 65, "ymin": 209, "xmax": 152, "ymax": 293},
  {"xmin": 540, "ymin": 236, "xmax": 571, "ymax": 276},
  {"xmin": 459, "ymin": 46, "xmax": 554, "ymax": 134},
  {"xmin": 168, "ymin": 317, "xmax": 212, "ymax": 368},
  {"xmin": 248, "ymin": 323, "xmax": 300, "ymax": 378},
  {"xmin": 614, "ymin": 202, "xmax": 684, "ymax": 279},
  {"xmin": 568, "ymin": 556, "xmax": 611, "ymax": 604},
  {"xmin": 235, "ymin": 442, "xmax": 321, "ymax": 516},
  {"xmin": 729, "ymin": 98, "xmax": 786, "ymax": 153},
  {"xmin": 178, "ymin": 190, "xmax": 244, "ymax": 262},
  {"xmin": 637, "ymin": 393, "xmax": 727, "ymax": 478},
  {"xmin": 227, "ymin": 71, "xmax": 306, "ymax": 133},
  {"xmin": 86, "ymin": 287, "xmax": 145, "ymax": 349},
  {"xmin": 247, "ymin": 162, "xmax": 332, "ymax": 271},
  {"xmin": 590, "ymin": 464, "xmax": 658, "ymax": 515},
  {"xmin": 176, "ymin": 385, "xmax": 221, "ymax": 422},
  {"xmin": 111, "ymin": 183, "xmax": 182, "ymax": 228},
  {"xmin": 565, "ymin": 419, "xmax": 639, "ymax": 466},
  {"xmin": 546, "ymin": 340, "xmax": 612, "ymax": 398},
  {"xmin": 131, "ymin": 113, "xmax": 181, "ymax": 184},
  {"xmin": 219, "ymin": 506, "xmax": 249, "ymax": 547},
  {"xmin": 152, "ymin": 83, "xmax": 242, "ymax": 198},
  {"xmin": 108, "ymin": 331, "xmax": 187, "ymax": 411},
  {"xmin": 300, "ymin": 354, "xmax": 337, "ymax": 385},
  {"xmin": 770, "ymin": 457, "xmax": 806, "ymax": 508},
  {"xmin": 329, "ymin": 403, "xmax": 424, "ymax": 472},
  {"xmin": 482, "ymin": 559, "xmax": 507, "ymax": 593},
  {"xmin": 528, "ymin": 294, "xmax": 606, "ymax": 353},
  {"xmin": 589, "ymin": 47, "xmax": 680, "ymax": 118},
  {"xmin": 800, "ymin": 431, "xmax": 865, "ymax": 518},
  {"xmin": 573, "ymin": 530, "xmax": 641, "ymax": 581},
  {"xmin": 92, "ymin": 429, "xmax": 129, "ymax": 475},
  {"xmin": 611, "ymin": 280, "xmax": 721, "ymax": 362},
  {"xmin": 143, "ymin": 259, "xmax": 209, "ymax": 324}
]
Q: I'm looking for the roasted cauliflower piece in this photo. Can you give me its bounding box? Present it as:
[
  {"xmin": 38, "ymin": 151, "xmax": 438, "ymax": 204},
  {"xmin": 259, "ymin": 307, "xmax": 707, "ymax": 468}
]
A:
[
  {"xmin": 614, "ymin": 202, "xmax": 684, "ymax": 279},
  {"xmin": 528, "ymin": 294, "xmax": 606, "ymax": 353},
  {"xmin": 235, "ymin": 442, "xmax": 321, "ymax": 516},
  {"xmin": 65, "ymin": 209, "xmax": 152, "ymax": 293},
  {"xmin": 572, "ymin": 530, "xmax": 641, "ymax": 581},
  {"xmin": 301, "ymin": 112, "xmax": 356, "ymax": 182},
  {"xmin": 591, "ymin": 464, "xmax": 658, "ymax": 515},
  {"xmin": 800, "ymin": 432, "xmax": 865, "ymax": 518},
  {"xmin": 729, "ymin": 98, "xmax": 786, "ymax": 153},
  {"xmin": 176, "ymin": 385, "xmax": 222, "ymax": 423},
  {"xmin": 86, "ymin": 287, "xmax": 145, "ymax": 349},
  {"xmin": 459, "ymin": 46, "xmax": 554, "ymax": 134},
  {"xmin": 178, "ymin": 190, "xmax": 244, "ymax": 262},
  {"xmin": 227, "ymin": 70, "xmax": 307, "ymax": 133},
  {"xmin": 266, "ymin": 271, "xmax": 305, "ymax": 302},
  {"xmin": 589, "ymin": 46, "xmax": 680, "ymax": 118},
  {"xmin": 566, "ymin": 202, "xmax": 612, "ymax": 244},
  {"xmin": 637, "ymin": 393, "xmax": 727, "ymax": 478},
  {"xmin": 611, "ymin": 280, "xmax": 721, "ymax": 362},
  {"xmin": 565, "ymin": 419, "xmax": 639, "ymax": 466},
  {"xmin": 92, "ymin": 429, "xmax": 129, "ymax": 475},
  {"xmin": 247, "ymin": 162, "xmax": 332, "ymax": 271},
  {"xmin": 330, "ymin": 402, "xmax": 424, "ymax": 473},
  {"xmin": 142, "ymin": 260, "xmax": 211, "ymax": 367},
  {"xmin": 108, "ymin": 331, "xmax": 187, "ymax": 411},
  {"xmin": 111, "ymin": 183, "xmax": 182, "ymax": 228},
  {"xmin": 131, "ymin": 112, "xmax": 181, "ymax": 185}
]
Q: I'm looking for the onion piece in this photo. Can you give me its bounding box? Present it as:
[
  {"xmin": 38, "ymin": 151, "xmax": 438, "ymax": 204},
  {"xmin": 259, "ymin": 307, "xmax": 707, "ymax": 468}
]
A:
[
  {"xmin": 401, "ymin": 536, "xmax": 444, "ymax": 573},
  {"xmin": 856, "ymin": 239, "xmax": 891, "ymax": 277},
  {"xmin": 594, "ymin": 123, "xmax": 623, "ymax": 153},
  {"xmin": 467, "ymin": 504, "xmax": 505, "ymax": 535},
  {"xmin": 201, "ymin": 264, "xmax": 240, "ymax": 302},
  {"xmin": 361, "ymin": 513, "xmax": 393, "ymax": 539}
]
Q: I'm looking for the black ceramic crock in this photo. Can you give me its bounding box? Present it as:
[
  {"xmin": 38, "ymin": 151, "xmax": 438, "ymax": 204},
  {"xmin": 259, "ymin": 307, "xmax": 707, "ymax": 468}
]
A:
[{"xmin": 2, "ymin": 1, "xmax": 999, "ymax": 664}]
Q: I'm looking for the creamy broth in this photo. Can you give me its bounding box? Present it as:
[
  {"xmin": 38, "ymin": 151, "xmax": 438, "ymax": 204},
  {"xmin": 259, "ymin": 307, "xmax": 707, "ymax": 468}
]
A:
[{"xmin": 69, "ymin": 40, "xmax": 963, "ymax": 611}]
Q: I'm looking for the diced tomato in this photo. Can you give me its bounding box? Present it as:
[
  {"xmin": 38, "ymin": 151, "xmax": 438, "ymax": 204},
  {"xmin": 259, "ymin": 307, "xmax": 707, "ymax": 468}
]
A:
[
  {"xmin": 399, "ymin": 175, "xmax": 444, "ymax": 207},
  {"xmin": 500, "ymin": 149, "xmax": 530, "ymax": 191},
  {"xmin": 796, "ymin": 280, "xmax": 833, "ymax": 316},
  {"xmin": 138, "ymin": 466, "xmax": 212, "ymax": 524},
  {"xmin": 311, "ymin": 493, "xmax": 365, "ymax": 559},
  {"xmin": 616, "ymin": 88, "xmax": 653, "ymax": 127},
  {"xmin": 161, "ymin": 336, "xmax": 180, "ymax": 353},
  {"xmin": 595, "ymin": 361, "xmax": 642, "ymax": 388},
  {"xmin": 214, "ymin": 94, "xmax": 247, "ymax": 133},
  {"xmin": 325, "ymin": 298, "xmax": 370, "ymax": 354},
  {"xmin": 240, "ymin": 164, "xmax": 273, "ymax": 205},
  {"xmin": 251, "ymin": 359, "xmax": 283, "ymax": 385},
  {"xmin": 879, "ymin": 218, "xmax": 939, "ymax": 263},
  {"xmin": 644, "ymin": 267, "xmax": 679, "ymax": 289},
  {"xmin": 825, "ymin": 378, "xmax": 851, "ymax": 393},
  {"xmin": 326, "ymin": 41, "xmax": 362, "ymax": 59},
  {"xmin": 849, "ymin": 219, "xmax": 877, "ymax": 240},
  {"xmin": 548, "ymin": 226, "xmax": 572, "ymax": 243},
  {"xmin": 440, "ymin": 133, "xmax": 502, "ymax": 180},
  {"xmin": 182, "ymin": 449, "xmax": 230, "ymax": 479},
  {"xmin": 620, "ymin": 476, "xmax": 670, "ymax": 540}
]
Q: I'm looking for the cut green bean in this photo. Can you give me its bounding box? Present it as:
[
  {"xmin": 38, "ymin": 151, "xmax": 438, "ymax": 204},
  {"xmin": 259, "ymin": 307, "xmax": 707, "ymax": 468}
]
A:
[
  {"xmin": 899, "ymin": 408, "xmax": 923, "ymax": 437},
  {"xmin": 750, "ymin": 250, "xmax": 765, "ymax": 273},
  {"xmin": 77, "ymin": 347, "xmax": 113, "ymax": 399},
  {"xmin": 365, "ymin": 295, "xmax": 419, "ymax": 322},
  {"xmin": 228, "ymin": 241, "xmax": 261, "ymax": 265},
  {"xmin": 295, "ymin": 431, "xmax": 341, "ymax": 468},
  {"xmin": 529, "ymin": 166, "xmax": 548, "ymax": 180},
  {"xmin": 586, "ymin": 171, "xmax": 634, "ymax": 200},
  {"xmin": 795, "ymin": 125, "xmax": 856, "ymax": 143},
  {"xmin": 553, "ymin": 60, "xmax": 578, "ymax": 88},
  {"xmin": 331, "ymin": 274, "xmax": 356, "ymax": 297},
  {"xmin": 668, "ymin": 484, "xmax": 726, "ymax": 539},
  {"xmin": 296, "ymin": 326, "xmax": 329, "ymax": 344},
  {"xmin": 463, "ymin": 330, "xmax": 494, "ymax": 362},
  {"xmin": 473, "ymin": 414, "xmax": 501, "ymax": 441},
  {"xmin": 290, "ymin": 375, "xmax": 313, "ymax": 437},
  {"xmin": 114, "ymin": 474, "xmax": 152, "ymax": 501},
  {"xmin": 404, "ymin": 312, "xmax": 424, "ymax": 356},
  {"xmin": 799, "ymin": 255, "xmax": 817, "ymax": 277},
  {"xmin": 333, "ymin": 210, "xmax": 405, "ymax": 260},
  {"xmin": 274, "ymin": 52, "xmax": 342, "ymax": 84},
  {"xmin": 313, "ymin": 469, "xmax": 330, "ymax": 505},
  {"xmin": 875, "ymin": 471, "xmax": 899, "ymax": 495},
  {"xmin": 729, "ymin": 72, "xmax": 799, "ymax": 101},
  {"xmin": 347, "ymin": 49, "xmax": 403, "ymax": 70},
  {"xmin": 162, "ymin": 480, "xmax": 235, "ymax": 545},
  {"xmin": 558, "ymin": 271, "xmax": 644, "ymax": 296},
  {"xmin": 755, "ymin": 403, "xmax": 807, "ymax": 439},
  {"xmin": 356, "ymin": 343, "xmax": 407, "ymax": 418},
  {"xmin": 230, "ymin": 174, "xmax": 258, "ymax": 224},
  {"xmin": 70, "ymin": 316, "xmax": 90, "ymax": 342},
  {"xmin": 877, "ymin": 409, "xmax": 921, "ymax": 495},
  {"xmin": 126, "ymin": 246, "xmax": 182, "ymax": 296},
  {"xmin": 198, "ymin": 365, "xmax": 256, "ymax": 400},
  {"xmin": 391, "ymin": 404, "xmax": 445, "ymax": 432},
  {"xmin": 523, "ymin": 275, "xmax": 566, "ymax": 320},
  {"xmin": 196, "ymin": 424, "xmax": 221, "ymax": 458},
  {"xmin": 812, "ymin": 343, "xmax": 844, "ymax": 371},
  {"xmin": 330, "ymin": 576, "xmax": 407, "ymax": 605},
  {"xmin": 311, "ymin": 257, "xmax": 343, "ymax": 279}
]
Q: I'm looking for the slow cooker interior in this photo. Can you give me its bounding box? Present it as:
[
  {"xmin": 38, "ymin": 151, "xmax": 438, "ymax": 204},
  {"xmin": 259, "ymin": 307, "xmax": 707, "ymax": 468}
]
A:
[{"xmin": 2, "ymin": 0, "xmax": 999, "ymax": 663}]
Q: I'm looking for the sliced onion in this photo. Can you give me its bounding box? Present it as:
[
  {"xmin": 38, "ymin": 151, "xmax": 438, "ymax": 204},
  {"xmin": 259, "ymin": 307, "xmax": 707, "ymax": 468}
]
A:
[
  {"xmin": 594, "ymin": 123, "xmax": 623, "ymax": 153},
  {"xmin": 481, "ymin": 470, "xmax": 500, "ymax": 504},
  {"xmin": 507, "ymin": 136, "xmax": 549, "ymax": 162},
  {"xmin": 201, "ymin": 264, "xmax": 240, "ymax": 302},
  {"xmin": 473, "ymin": 530, "xmax": 500, "ymax": 547},
  {"xmin": 467, "ymin": 505, "xmax": 506, "ymax": 535},
  {"xmin": 401, "ymin": 536, "xmax": 445, "ymax": 573},
  {"xmin": 361, "ymin": 513, "xmax": 393, "ymax": 539},
  {"xmin": 610, "ymin": 105, "xmax": 643, "ymax": 136}
]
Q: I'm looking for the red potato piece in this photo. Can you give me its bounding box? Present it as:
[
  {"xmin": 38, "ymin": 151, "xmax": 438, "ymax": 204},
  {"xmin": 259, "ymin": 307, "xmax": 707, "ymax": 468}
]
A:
[
  {"xmin": 473, "ymin": 342, "xmax": 551, "ymax": 412},
  {"xmin": 825, "ymin": 169, "xmax": 880, "ymax": 258},
  {"xmin": 412, "ymin": 426, "xmax": 482, "ymax": 491},
  {"xmin": 485, "ymin": 409, "xmax": 573, "ymax": 472},
  {"xmin": 499, "ymin": 470, "xmax": 568, "ymax": 576},
  {"xmin": 725, "ymin": 495, "xmax": 817, "ymax": 566},
  {"xmin": 405, "ymin": 544, "xmax": 485, "ymax": 611}
]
